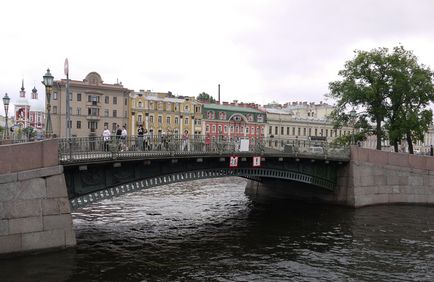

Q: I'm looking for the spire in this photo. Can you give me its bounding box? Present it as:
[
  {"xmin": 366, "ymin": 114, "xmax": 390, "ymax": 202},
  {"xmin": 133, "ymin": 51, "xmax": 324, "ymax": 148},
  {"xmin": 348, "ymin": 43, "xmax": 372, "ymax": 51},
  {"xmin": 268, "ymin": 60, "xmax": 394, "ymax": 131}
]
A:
[{"xmin": 19, "ymin": 79, "xmax": 26, "ymax": 98}]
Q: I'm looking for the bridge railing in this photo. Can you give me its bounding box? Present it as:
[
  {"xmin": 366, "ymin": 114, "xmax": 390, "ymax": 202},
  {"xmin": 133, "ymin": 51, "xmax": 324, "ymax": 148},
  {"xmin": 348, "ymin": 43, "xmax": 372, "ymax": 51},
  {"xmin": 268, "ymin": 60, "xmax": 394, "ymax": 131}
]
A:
[{"xmin": 57, "ymin": 135, "xmax": 350, "ymax": 163}]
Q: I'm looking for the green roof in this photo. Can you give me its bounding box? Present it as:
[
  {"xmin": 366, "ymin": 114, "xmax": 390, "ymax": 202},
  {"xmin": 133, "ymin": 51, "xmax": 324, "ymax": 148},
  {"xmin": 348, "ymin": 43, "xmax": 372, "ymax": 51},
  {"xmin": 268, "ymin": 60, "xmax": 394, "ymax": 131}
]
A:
[{"xmin": 203, "ymin": 103, "xmax": 264, "ymax": 114}]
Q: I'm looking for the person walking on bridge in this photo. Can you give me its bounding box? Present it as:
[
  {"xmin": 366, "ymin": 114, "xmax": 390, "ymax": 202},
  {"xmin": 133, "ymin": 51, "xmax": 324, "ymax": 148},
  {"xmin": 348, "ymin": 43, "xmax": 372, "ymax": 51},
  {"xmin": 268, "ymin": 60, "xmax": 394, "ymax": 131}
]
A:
[
  {"xmin": 137, "ymin": 125, "xmax": 144, "ymax": 150},
  {"xmin": 102, "ymin": 125, "xmax": 111, "ymax": 151}
]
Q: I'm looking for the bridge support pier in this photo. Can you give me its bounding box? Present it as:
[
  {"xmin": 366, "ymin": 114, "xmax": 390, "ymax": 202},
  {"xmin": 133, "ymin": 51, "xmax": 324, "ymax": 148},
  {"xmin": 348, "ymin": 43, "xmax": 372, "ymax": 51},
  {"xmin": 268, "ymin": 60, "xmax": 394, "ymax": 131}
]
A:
[{"xmin": 0, "ymin": 140, "xmax": 76, "ymax": 255}]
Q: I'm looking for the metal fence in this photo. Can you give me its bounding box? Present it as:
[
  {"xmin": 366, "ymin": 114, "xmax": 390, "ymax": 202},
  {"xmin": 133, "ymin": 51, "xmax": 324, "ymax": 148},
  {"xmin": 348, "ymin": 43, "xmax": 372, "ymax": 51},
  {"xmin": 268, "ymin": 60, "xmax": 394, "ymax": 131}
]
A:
[{"xmin": 57, "ymin": 135, "xmax": 350, "ymax": 163}]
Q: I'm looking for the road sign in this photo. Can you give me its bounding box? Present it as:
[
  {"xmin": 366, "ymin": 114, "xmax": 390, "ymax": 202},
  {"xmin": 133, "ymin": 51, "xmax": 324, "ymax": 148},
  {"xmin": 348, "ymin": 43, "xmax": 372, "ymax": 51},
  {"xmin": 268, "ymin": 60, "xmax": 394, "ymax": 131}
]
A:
[
  {"xmin": 229, "ymin": 156, "xmax": 238, "ymax": 168},
  {"xmin": 253, "ymin": 156, "xmax": 261, "ymax": 167}
]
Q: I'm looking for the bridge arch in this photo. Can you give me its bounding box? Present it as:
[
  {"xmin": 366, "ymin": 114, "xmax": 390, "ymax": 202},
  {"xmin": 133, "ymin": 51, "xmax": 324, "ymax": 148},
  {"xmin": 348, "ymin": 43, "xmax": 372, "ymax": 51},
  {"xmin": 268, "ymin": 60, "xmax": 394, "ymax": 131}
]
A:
[{"xmin": 69, "ymin": 167, "xmax": 336, "ymax": 209}]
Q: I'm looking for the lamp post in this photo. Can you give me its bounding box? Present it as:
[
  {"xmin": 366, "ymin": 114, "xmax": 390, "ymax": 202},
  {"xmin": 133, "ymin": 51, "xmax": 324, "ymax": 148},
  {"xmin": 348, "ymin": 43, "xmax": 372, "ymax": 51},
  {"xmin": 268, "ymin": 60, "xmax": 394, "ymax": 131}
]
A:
[
  {"xmin": 2, "ymin": 93, "xmax": 10, "ymax": 138},
  {"xmin": 43, "ymin": 68, "xmax": 54, "ymax": 138},
  {"xmin": 350, "ymin": 108, "xmax": 356, "ymax": 145}
]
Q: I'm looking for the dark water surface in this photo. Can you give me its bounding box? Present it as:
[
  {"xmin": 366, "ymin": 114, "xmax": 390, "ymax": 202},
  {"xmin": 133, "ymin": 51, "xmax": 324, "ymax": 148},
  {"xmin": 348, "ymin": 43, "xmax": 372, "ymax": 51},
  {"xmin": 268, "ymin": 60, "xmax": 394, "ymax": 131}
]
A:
[{"xmin": 2, "ymin": 177, "xmax": 434, "ymax": 281}]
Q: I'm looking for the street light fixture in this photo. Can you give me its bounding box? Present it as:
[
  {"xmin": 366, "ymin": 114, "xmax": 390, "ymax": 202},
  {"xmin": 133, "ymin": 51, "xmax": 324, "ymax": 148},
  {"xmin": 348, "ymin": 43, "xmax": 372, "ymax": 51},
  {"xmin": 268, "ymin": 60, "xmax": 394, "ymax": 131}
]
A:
[
  {"xmin": 2, "ymin": 93, "xmax": 10, "ymax": 138},
  {"xmin": 350, "ymin": 108, "xmax": 356, "ymax": 145},
  {"xmin": 43, "ymin": 68, "xmax": 54, "ymax": 138}
]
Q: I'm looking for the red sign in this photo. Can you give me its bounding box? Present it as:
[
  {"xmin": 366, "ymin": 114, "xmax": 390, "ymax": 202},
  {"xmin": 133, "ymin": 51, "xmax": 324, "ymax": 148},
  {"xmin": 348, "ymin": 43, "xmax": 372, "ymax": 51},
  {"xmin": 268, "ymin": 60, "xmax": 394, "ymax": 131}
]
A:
[
  {"xmin": 229, "ymin": 156, "xmax": 239, "ymax": 168},
  {"xmin": 253, "ymin": 156, "xmax": 261, "ymax": 167}
]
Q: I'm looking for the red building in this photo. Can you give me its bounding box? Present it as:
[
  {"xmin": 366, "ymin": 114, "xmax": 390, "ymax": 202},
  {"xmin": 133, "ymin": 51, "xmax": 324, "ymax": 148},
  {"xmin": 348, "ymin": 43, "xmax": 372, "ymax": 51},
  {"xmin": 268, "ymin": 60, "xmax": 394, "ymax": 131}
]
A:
[{"xmin": 202, "ymin": 101, "xmax": 266, "ymax": 142}]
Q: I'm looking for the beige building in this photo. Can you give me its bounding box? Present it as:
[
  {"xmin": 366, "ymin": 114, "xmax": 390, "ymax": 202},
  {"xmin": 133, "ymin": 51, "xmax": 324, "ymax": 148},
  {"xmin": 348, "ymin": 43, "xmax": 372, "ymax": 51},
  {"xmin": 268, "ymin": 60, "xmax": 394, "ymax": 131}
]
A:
[
  {"xmin": 50, "ymin": 72, "xmax": 131, "ymax": 138},
  {"xmin": 264, "ymin": 101, "xmax": 352, "ymax": 142},
  {"xmin": 129, "ymin": 90, "xmax": 202, "ymax": 137}
]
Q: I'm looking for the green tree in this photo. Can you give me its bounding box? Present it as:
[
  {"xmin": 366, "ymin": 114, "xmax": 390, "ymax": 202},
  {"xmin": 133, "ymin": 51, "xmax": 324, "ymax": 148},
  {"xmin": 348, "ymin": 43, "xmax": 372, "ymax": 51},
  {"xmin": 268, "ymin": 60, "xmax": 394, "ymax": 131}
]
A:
[
  {"xmin": 197, "ymin": 92, "xmax": 216, "ymax": 103},
  {"xmin": 386, "ymin": 46, "xmax": 434, "ymax": 153},
  {"xmin": 328, "ymin": 46, "xmax": 434, "ymax": 152},
  {"xmin": 328, "ymin": 47, "xmax": 390, "ymax": 150}
]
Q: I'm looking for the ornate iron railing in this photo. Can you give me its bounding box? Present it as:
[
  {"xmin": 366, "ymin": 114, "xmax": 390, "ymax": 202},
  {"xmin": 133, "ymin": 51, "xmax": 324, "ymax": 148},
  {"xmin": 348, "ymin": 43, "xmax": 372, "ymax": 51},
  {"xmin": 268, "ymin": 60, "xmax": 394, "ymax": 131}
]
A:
[{"xmin": 58, "ymin": 135, "xmax": 350, "ymax": 164}]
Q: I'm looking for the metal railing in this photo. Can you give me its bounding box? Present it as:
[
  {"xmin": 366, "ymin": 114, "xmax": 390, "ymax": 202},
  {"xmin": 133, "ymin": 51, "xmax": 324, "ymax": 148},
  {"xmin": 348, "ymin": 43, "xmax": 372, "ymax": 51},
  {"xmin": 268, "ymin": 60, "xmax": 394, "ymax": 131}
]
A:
[{"xmin": 57, "ymin": 135, "xmax": 350, "ymax": 163}]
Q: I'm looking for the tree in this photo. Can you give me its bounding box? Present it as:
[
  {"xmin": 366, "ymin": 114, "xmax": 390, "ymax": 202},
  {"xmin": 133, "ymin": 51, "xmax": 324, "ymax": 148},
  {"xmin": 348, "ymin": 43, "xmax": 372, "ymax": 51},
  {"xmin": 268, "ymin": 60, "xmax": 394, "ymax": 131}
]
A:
[
  {"xmin": 197, "ymin": 92, "xmax": 216, "ymax": 103},
  {"xmin": 328, "ymin": 46, "xmax": 434, "ymax": 152},
  {"xmin": 386, "ymin": 46, "xmax": 434, "ymax": 153}
]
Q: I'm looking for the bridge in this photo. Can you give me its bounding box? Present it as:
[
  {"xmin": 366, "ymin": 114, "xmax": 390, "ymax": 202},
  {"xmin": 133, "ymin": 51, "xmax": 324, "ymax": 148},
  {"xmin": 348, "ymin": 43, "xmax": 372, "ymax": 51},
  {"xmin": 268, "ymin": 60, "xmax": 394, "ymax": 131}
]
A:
[
  {"xmin": 3, "ymin": 136, "xmax": 434, "ymax": 255},
  {"xmin": 56, "ymin": 136, "xmax": 350, "ymax": 209}
]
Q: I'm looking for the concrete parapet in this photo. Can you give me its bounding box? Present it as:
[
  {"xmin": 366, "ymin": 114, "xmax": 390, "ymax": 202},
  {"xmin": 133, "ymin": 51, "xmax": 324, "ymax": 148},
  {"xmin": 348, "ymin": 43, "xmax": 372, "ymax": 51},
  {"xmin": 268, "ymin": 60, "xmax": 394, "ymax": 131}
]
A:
[{"xmin": 0, "ymin": 139, "xmax": 58, "ymax": 175}]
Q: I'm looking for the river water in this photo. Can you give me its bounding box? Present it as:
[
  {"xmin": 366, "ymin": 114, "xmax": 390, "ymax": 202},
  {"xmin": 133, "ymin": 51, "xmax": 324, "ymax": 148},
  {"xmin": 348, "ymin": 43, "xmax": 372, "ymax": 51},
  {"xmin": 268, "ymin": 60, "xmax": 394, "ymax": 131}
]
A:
[{"xmin": 2, "ymin": 177, "xmax": 434, "ymax": 281}]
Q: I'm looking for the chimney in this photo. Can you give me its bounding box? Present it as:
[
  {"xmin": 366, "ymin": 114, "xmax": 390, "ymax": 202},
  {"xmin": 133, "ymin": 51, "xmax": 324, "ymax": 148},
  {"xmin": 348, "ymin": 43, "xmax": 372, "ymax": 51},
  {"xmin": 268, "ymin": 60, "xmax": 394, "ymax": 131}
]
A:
[{"xmin": 218, "ymin": 84, "xmax": 221, "ymax": 104}]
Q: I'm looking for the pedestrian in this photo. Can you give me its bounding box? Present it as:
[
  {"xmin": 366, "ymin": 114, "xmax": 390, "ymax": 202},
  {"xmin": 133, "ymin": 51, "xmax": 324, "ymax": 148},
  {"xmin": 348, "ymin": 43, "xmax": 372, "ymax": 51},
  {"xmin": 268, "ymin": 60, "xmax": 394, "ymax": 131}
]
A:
[
  {"xmin": 119, "ymin": 125, "xmax": 128, "ymax": 151},
  {"xmin": 144, "ymin": 129, "xmax": 150, "ymax": 150},
  {"xmin": 205, "ymin": 133, "xmax": 211, "ymax": 152},
  {"xmin": 137, "ymin": 124, "xmax": 144, "ymax": 150},
  {"xmin": 116, "ymin": 124, "xmax": 122, "ymax": 140},
  {"xmin": 102, "ymin": 125, "xmax": 111, "ymax": 151},
  {"xmin": 182, "ymin": 129, "xmax": 189, "ymax": 151}
]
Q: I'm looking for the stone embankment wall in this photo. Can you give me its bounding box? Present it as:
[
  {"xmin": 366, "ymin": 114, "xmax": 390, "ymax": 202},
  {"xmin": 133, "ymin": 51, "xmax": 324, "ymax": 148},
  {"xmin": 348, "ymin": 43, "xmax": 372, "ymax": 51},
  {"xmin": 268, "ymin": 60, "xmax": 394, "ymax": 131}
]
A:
[
  {"xmin": 246, "ymin": 147, "xmax": 434, "ymax": 208},
  {"xmin": 0, "ymin": 139, "xmax": 76, "ymax": 255},
  {"xmin": 335, "ymin": 146, "xmax": 434, "ymax": 207}
]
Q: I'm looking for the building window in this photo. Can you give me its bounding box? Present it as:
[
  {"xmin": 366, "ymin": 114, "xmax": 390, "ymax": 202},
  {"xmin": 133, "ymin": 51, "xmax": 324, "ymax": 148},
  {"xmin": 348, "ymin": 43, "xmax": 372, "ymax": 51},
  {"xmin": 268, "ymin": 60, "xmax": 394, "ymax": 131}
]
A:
[
  {"xmin": 287, "ymin": 127, "xmax": 290, "ymax": 135},
  {"xmin": 292, "ymin": 127, "xmax": 296, "ymax": 135},
  {"xmin": 105, "ymin": 96, "xmax": 109, "ymax": 104},
  {"xmin": 77, "ymin": 121, "xmax": 81, "ymax": 129},
  {"xmin": 53, "ymin": 92, "xmax": 57, "ymax": 100},
  {"xmin": 269, "ymin": 126, "xmax": 272, "ymax": 135},
  {"xmin": 125, "ymin": 98, "xmax": 128, "ymax": 106},
  {"xmin": 138, "ymin": 101, "xmax": 143, "ymax": 108},
  {"xmin": 113, "ymin": 110, "xmax": 117, "ymax": 117},
  {"xmin": 326, "ymin": 129, "xmax": 329, "ymax": 137},
  {"xmin": 206, "ymin": 125, "xmax": 210, "ymax": 132},
  {"xmin": 303, "ymin": 128, "xmax": 307, "ymax": 136},
  {"xmin": 113, "ymin": 97, "xmax": 117, "ymax": 104},
  {"xmin": 150, "ymin": 115, "xmax": 154, "ymax": 123},
  {"xmin": 281, "ymin": 127, "xmax": 284, "ymax": 135},
  {"xmin": 77, "ymin": 93, "xmax": 82, "ymax": 101},
  {"xmin": 53, "ymin": 106, "xmax": 57, "ymax": 114},
  {"xmin": 246, "ymin": 127, "xmax": 249, "ymax": 134},
  {"xmin": 77, "ymin": 107, "xmax": 81, "ymax": 115},
  {"xmin": 158, "ymin": 116, "xmax": 162, "ymax": 124},
  {"xmin": 275, "ymin": 126, "xmax": 278, "ymax": 135},
  {"xmin": 104, "ymin": 109, "xmax": 109, "ymax": 117},
  {"xmin": 212, "ymin": 125, "xmax": 216, "ymax": 133},
  {"xmin": 224, "ymin": 126, "xmax": 228, "ymax": 133},
  {"xmin": 166, "ymin": 116, "xmax": 171, "ymax": 124},
  {"xmin": 315, "ymin": 128, "xmax": 318, "ymax": 136},
  {"xmin": 175, "ymin": 117, "xmax": 179, "ymax": 124},
  {"xmin": 185, "ymin": 118, "xmax": 189, "ymax": 125}
]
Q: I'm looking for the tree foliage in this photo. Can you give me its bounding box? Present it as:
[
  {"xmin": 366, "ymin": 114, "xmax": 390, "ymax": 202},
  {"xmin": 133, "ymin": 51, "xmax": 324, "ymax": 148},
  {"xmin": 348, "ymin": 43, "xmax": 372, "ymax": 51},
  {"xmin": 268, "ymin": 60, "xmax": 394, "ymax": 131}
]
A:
[
  {"xmin": 328, "ymin": 46, "xmax": 434, "ymax": 153},
  {"xmin": 197, "ymin": 92, "xmax": 216, "ymax": 103}
]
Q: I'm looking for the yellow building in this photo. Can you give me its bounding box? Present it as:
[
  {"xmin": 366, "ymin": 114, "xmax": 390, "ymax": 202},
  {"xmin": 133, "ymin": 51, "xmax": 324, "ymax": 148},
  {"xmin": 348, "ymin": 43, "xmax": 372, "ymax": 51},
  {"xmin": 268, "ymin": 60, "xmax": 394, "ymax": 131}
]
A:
[{"xmin": 129, "ymin": 90, "xmax": 202, "ymax": 137}]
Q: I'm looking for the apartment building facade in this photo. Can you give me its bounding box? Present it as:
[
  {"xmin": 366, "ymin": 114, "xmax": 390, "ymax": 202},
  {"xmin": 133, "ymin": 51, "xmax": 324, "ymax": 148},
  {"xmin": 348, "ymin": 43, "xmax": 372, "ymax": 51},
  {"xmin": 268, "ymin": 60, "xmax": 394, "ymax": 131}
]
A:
[
  {"xmin": 129, "ymin": 90, "xmax": 202, "ymax": 137},
  {"xmin": 50, "ymin": 72, "xmax": 131, "ymax": 137}
]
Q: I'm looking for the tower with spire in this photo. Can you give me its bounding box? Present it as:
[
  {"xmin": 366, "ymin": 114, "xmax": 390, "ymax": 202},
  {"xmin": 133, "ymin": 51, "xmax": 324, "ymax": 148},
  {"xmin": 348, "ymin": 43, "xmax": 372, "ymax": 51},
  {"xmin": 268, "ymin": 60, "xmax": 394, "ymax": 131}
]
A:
[
  {"xmin": 13, "ymin": 80, "xmax": 45, "ymax": 133},
  {"xmin": 14, "ymin": 79, "xmax": 30, "ymax": 128}
]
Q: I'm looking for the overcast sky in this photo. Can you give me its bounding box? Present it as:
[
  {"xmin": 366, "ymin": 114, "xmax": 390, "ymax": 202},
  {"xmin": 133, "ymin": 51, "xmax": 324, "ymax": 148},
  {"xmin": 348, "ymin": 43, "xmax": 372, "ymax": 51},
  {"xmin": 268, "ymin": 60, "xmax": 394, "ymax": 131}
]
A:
[{"xmin": 1, "ymin": 0, "xmax": 434, "ymax": 116}]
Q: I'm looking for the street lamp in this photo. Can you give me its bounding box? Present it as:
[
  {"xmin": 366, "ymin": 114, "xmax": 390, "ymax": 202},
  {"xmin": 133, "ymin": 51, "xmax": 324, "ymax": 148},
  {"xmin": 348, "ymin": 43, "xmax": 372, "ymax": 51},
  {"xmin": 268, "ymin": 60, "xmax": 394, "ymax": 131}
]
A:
[
  {"xmin": 350, "ymin": 108, "xmax": 356, "ymax": 145},
  {"xmin": 43, "ymin": 68, "xmax": 54, "ymax": 138},
  {"xmin": 2, "ymin": 93, "xmax": 10, "ymax": 138}
]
